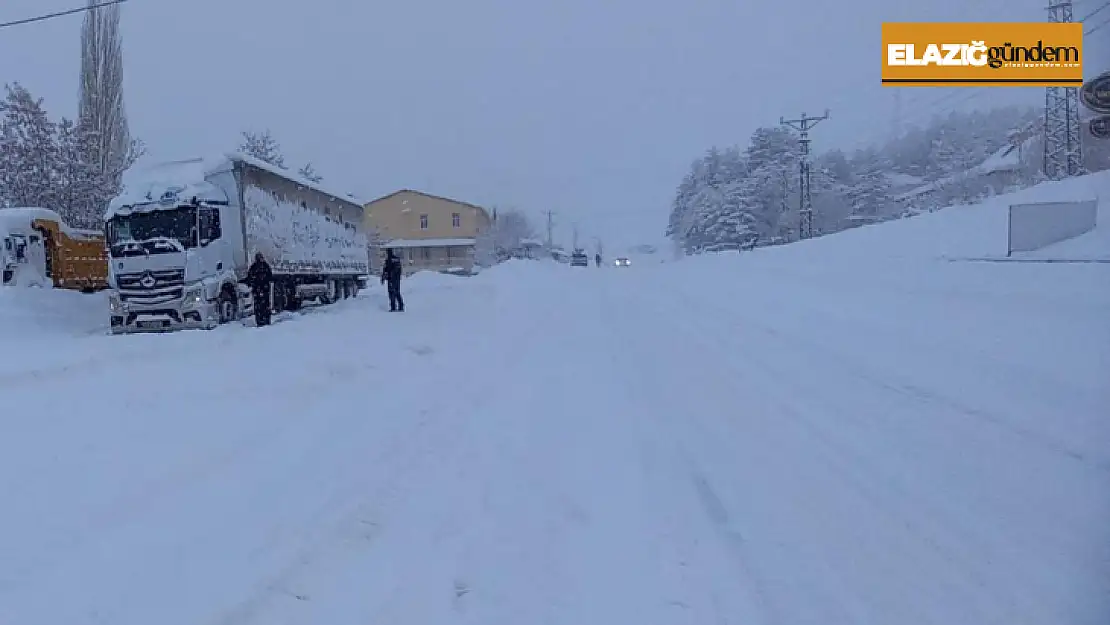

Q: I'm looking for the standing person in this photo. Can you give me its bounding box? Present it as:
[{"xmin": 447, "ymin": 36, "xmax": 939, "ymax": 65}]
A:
[
  {"xmin": 246, "ymin": 252, "xmax": 273, "ymax": 326},
  {"xmin": 595, "ymin": 252, "xmax": 601, "ymax": 267},
  {"xmin": 381, "ymin": 248, "xmax": 404, "ymax": 312}
]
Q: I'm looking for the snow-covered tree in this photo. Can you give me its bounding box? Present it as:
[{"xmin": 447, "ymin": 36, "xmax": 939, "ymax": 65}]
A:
[
  {"xmin": 475, "ymin": 207, "xmax": 535, "ymax": 264},
  {"xmin": 298, "ymin": 162, "xmax": 322, "ymax": 183},
  {"xmin": 0, "ymin": 82, "xmax": 140, "ymax": 227},
  {"xmin": 238, "ymin": 130, "xmax": 286, "ymax": 168},
  {"xmin": 665, "ymin": 102, "xmax": 1065, "ymax": 246},
  {"xmin": 53, "ymin": 117, "xmax": 109, "ymax": 228},
  {"xmin": 0, "ymin": 83, "xmax": 58, "ymax": 209},
  {"xmin": 842, "ymin": 149, "xmax": 892, "ymax": 219}
]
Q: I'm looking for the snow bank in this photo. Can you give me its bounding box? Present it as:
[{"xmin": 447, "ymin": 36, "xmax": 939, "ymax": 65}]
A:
[
  {"xmin": 752, "ymin": 170, "xmax": 1110, "ymax": 263},
  {"xmin": 0, "ymin": 287, "xmax": 106, "ymax": 335}
]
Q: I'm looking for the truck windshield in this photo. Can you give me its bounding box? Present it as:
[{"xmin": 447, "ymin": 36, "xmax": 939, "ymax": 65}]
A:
[{"xmin": 107, "ymin": 207, "xmax": 197, "ymax": 256}]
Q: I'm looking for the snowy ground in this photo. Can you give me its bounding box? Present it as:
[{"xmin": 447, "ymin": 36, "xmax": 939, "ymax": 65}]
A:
[{"xmin": 1, "ymin": 175, "xmax": 1108, "ymax": 625}]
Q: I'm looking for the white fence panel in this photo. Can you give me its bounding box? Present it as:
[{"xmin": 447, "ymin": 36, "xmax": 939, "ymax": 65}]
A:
[{"xmin": 1007, "ymin": 199, "xmax": 1098, "ymax": 256}]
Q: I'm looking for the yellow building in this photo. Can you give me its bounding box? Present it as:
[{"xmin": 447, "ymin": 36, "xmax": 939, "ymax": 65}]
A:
[{"xmin": 363, "ymin": 190, "xmax": 493, "ymax": 274}]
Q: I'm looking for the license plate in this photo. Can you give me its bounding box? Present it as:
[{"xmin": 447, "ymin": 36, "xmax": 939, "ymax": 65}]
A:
[{"xmin": 137, "ymin": 320, "xmax": 165, "ymax": 329}]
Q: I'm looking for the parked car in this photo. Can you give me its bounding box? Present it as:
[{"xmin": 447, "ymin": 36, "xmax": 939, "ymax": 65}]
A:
[
  {"xmin": 570, "ymin": 251, "xmax": 589, "ymax": 267},
  {"xmin": 614, "ymin": 257, "xmax": 631, "ymax": 267}
]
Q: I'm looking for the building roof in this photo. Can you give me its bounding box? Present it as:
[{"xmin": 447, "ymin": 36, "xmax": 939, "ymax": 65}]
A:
[
  {"xmin": 364, "ymin": 189, "xmax": 491, "ymax": 219},
  {"xmin": 381, "ymin": 237, "xmax": 477, "ymax": 249}
]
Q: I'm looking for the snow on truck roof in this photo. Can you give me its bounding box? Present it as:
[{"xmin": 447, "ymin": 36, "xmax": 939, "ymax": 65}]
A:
[
  {"xmin": 106, "ymin": 152, "xmax": 366, "ymax": 220},
  {"xmin": 0, "ymin": 207, "xmax": 65, "ymax": 226},
  {"xmin": 0, "ymin": 207, "xmax": 84, "ymax": 237}
]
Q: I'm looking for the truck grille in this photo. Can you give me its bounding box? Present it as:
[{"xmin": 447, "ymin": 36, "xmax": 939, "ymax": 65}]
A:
[{"xmin": 117, "ymin": 269, "xmax": 185, "ymax": 305}]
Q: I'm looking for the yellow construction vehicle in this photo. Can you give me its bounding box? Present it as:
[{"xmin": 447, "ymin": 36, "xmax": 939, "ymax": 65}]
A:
[{"xmin": 1, "ymin": 208, "xmax": 109, "ymax": 292}]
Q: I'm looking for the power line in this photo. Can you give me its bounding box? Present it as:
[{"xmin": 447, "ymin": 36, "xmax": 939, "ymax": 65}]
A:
[
  {"xmin": 1079, "ymin": 0, "xmax": 1110, "ymax": 22},
  {"xmin": 1084, "ymin": 12, "xmax": 1110, "ymax": 33},
  {"xmin": 0, "ymin": 0, "xmax": 128, "ymax": 30}
]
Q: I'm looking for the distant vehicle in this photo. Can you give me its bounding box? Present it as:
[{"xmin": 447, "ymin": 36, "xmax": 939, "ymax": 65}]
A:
[
  {"xmin": 614, "ymin": 257, "xmax": 631, "ymax": 267},
  {"xmin": 570, "ymin": 250, "xmax": 589, "ymax": 267}
]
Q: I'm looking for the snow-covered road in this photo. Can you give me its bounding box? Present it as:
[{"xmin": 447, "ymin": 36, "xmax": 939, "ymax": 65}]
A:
[{"xmin": 1, "ymin": 251, "xmax": 1107, "ymax": 624}]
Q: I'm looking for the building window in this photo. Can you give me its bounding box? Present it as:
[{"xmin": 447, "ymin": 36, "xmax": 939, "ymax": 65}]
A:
[
  {"xmin": 452, "ymin": 212, "xmax": 460, "ymax": 228},
  {"xmin": 419, "ymin": 214, "xmax": 428, "ymax": 230},
  {"xmin": 421, "ymin": 247, "xmax": 430, "ymax": 260}
]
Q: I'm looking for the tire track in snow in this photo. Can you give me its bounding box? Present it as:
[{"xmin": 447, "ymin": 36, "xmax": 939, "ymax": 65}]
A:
[
  {"xmin": 701, "ymin": 262, "xmax": 1109, "ymax": 469},
  {"xmin": 569, "ymin": 273, "xmax": 781, "ymax": 623},
  {"xmin": 0, "ymin": 295, "xmax": 494, "ymax": 625},
  {"xmin": 616, "ymin": 276, "xmax": 1103, "ymax": 625},
  {"xmin": 595, "ymin": 276, "xmax": 853, "ymax": 625},
  {"xmin": 207, "ymin": 292, "xmax": 561, "ymax": 625},
  {"xmin": 659, "ymin": 289, "xmax": 1069, "ymax": 624}
]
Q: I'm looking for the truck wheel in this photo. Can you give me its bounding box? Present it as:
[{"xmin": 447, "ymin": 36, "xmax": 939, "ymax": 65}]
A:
[
  {"xmin": 285, "ymin": 282, "xmax": 301, "ymax": 311},
  {"xmin": 218, "ymin": 288, "xmax": 238, "ymax": 324},
  {"xmin": 322, "ymin": 279, "xmax": 339, "ymax": 305}
]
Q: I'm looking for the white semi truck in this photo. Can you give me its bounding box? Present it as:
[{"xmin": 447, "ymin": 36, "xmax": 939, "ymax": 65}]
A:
[{"xmin": 104, "ymin": 152, "xmax": 369, "ymax": 333}]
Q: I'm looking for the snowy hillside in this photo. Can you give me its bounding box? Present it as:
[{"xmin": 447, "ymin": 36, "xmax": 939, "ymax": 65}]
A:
[
  {"xmin": 751, "ymin": 168, "xmax": 1110, "ymax": 262},
  {"xmin": 0, "ymin": 174, "xmax": 1106, "ymax": 625}
]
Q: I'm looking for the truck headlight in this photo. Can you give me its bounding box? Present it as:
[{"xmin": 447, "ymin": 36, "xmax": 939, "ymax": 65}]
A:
[{"xmin": 183, "ymin": 286, "xmax": 203, "ymax": 306}]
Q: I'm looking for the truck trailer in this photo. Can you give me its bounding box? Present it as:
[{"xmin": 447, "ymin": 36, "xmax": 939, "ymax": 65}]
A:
[
  {"xmin": 1, "ymin": 207, "xmax": 109, "ymax": 292},
  {"xmin": 104, "ymin": 152, "xmax": 369, "ymax": 333}
]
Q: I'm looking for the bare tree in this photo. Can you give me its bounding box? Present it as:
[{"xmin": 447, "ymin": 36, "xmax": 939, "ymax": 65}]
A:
[
  {"xmin": 79, "ymin": 0, "xmax": 135, "ymax": 188},
  {"xmin": 298, "ymin": 162, "xmax": 322, "ymax": 182},
  {"xmin": 239, "ymin": 129, "xmax": 286, "ymax": 168},
  {"xmin": 474, "ymin": 207, "xmax": 536, "ymax": 265}
]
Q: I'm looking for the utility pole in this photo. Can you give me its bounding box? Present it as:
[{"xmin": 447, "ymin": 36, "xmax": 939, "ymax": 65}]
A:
[
  {"xmin": 779, "ymin": 109, "xmax": 829, "ymax": 240},
  {"xmin": 543, "ymin": 209, "xmax": 555, "ymax": 250},
  {"xmin": 892, "ymin": 90, "xmax": 903, "ymax": 139},
  {"xmin": 1043, "ymin": 0, "xmax": 1084, "ymax": 180},
  {"xmin": 572, "ymin": 224, "xmax": 580, "ymax": 251}
]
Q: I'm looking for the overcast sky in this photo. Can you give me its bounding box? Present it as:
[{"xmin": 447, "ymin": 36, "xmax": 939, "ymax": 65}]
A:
[{"xmin": 1, "ymin": 0, "xmax": 1107, "ymax": 249}]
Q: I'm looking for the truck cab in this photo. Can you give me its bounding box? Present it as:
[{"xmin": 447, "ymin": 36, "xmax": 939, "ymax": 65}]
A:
[
  {"xmin": 106, "ymin": 186, "xmax": 249, "ymax": 333},
  {"xmin": 2, "ymin": 231, "xmax": 49, "ymax": 287}
]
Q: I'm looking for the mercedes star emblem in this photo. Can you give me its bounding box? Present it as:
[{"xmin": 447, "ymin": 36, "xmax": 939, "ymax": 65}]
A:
[{"xmin": 139, "ymin": 273, "xmax": 156, "ymax": 288}]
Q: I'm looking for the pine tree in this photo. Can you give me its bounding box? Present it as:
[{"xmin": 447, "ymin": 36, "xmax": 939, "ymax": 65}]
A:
[
  {"xmin": 666, "ymin": 167, "xmax": 698, "ymax": 244},
  {"xmin": 700, "ymin": 179, "xmax": 758, "ymax": 250},
  {"xmin": 239, "ymin": 129, "xmax": 286, "ymax": 168}
]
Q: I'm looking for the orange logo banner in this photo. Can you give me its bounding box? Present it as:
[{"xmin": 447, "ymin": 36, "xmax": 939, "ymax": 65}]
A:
[{"xmin": 881, "ymin": 22, "xmax": 1084, "ymax": 87}]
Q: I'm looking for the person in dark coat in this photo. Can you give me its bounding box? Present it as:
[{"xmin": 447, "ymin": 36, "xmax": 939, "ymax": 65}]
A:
[
  {"xmin": 381, "ymin": 249, "xmax": 404, "ymax": 312},
  {"xmin": 246, "ymin": 252, "xmax": 273, "ymax": 326},
  {"xmin": 595, "ymin": 252, "xmax": 601, "ymax": 267}
]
